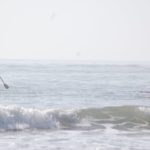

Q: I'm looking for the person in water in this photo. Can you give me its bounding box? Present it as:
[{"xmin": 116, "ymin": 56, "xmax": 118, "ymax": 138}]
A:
[{"xmin": 0, "ymin": 76, "xmax": 9, "ymax": 89}]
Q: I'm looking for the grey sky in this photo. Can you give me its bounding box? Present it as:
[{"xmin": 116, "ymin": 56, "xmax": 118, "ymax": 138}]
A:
[{"xmin": 0, "ymin": 0, "xmax": 150, "ymax": 61}]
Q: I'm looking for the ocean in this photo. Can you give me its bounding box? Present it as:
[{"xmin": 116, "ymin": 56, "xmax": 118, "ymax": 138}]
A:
[{"xmin": 0, "ymin": 60, "xmax": 150, "ymax": 150}]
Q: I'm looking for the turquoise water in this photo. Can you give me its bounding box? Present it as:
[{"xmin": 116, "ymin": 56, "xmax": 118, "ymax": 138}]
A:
[{"xmin": 0, "ymin": 60, "xmax": 150, "ymax": 149}]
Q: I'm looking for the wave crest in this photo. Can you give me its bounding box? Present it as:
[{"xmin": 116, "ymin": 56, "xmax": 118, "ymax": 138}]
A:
[
  {"xmin": 0, "ymin": 105, "xmax": 150, "ymax": 131},
  {"xmin": 0, "ymin": 106, "xmax": 79, "ymax": 131}
]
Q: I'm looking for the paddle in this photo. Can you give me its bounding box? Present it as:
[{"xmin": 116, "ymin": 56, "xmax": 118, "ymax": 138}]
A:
[{"xmin": 0, "ymin": 76, "xmax": 9, "ymax": 89}]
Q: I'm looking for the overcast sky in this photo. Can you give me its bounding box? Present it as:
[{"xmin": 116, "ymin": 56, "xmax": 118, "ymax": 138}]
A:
[{"xmin": 0, "ymin": 0, "xmax": 150, "ymax": 61}]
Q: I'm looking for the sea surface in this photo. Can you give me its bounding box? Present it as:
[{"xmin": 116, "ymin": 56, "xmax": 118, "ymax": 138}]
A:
[{"xmin": 0, "ymin": 60, "xmax": 150, "ymax": 150}]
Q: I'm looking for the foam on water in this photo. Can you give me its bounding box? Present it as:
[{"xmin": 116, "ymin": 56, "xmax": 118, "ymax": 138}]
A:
[
  {"xmin": 0, "ymin": 105, "xmax": 79, "ymax": 131},
  {"xmin": 0, "ymin": 105, "xmax": 150, "ymax": 131}
]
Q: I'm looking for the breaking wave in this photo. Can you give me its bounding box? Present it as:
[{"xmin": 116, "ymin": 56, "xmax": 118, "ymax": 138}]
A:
[{"xmin": 0, "ymin": 105, "xmax": 150, "ymax": 131}]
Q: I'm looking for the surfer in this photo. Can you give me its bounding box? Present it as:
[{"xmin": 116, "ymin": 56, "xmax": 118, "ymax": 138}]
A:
[{"xmin": 0, "ymin": 76, "xmax": 9, "ymax": 89}]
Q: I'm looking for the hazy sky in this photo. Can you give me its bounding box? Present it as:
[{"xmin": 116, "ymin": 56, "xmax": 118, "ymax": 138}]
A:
[{"xmin": 0, "ymin": 0, "xmax": 150, "ymax": 61}]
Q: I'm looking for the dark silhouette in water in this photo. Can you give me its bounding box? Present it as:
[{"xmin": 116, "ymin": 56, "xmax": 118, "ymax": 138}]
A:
[{"xmin": 0, "ymin": 76, "xmax": 9, "ymax": 89}]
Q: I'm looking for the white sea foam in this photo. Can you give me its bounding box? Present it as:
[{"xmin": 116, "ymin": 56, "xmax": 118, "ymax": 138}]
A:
[{"xmin": 0, "ymin": 105, "xmax": 79, "ymax": 130}]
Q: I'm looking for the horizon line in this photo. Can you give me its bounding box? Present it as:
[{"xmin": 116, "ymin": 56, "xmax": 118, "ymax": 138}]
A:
[{"xmin": 0, "ymin": 58, "xmax": 150, "ymax": 65}]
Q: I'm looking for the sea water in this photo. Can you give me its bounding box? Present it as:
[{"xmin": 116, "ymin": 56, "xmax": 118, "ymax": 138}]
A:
[{"xmin": 0, "ymin": 60, "xmax": 150, "ymax": 150}]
